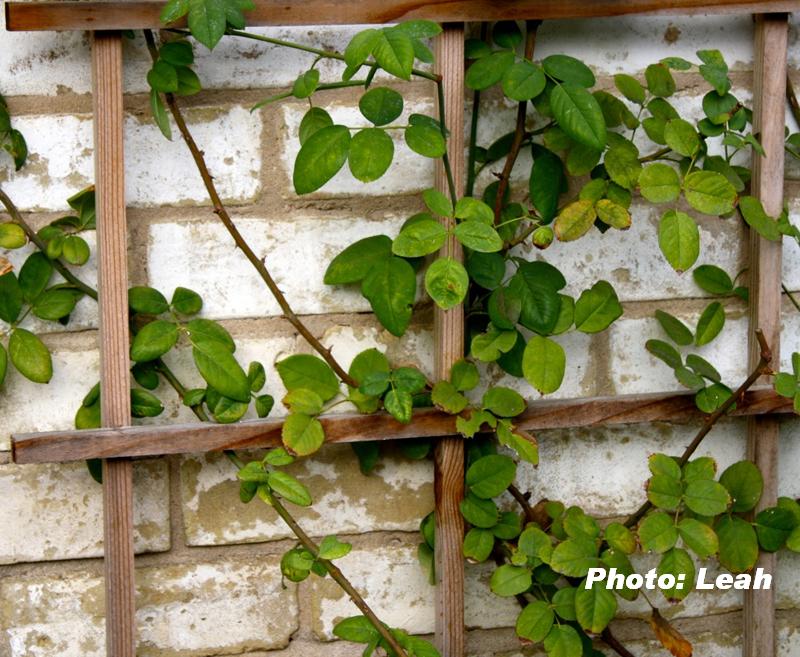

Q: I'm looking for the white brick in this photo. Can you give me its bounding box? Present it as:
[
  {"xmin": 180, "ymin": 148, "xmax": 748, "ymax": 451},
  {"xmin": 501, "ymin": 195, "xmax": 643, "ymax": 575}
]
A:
[
  {"xmin": 1, "ymin": 107, "xmax": 261, "ymax": 211},
  {"xmin": 181, "ymin": 446, "xmax": 433, "ymax": 546},
  {"xmin": 147, "ymin": 215, "xmax": 409, "ymax": 319},
  {"xmin": 0, "ymin": 346, "xmax": 99, "ymax": 452},
  {"xmin": 310, "ymin": 545, "xmax": 519, "ymax": 639},
  {"xmin": 0, "ymin": 558, "xmax": 297, "ymax": 657},
  {"xmin": 0, "ymin": 460, "xmax": 169, "ymax": 564},
  {"xmin": 610, "ymin": 314, "xmax": 748, "ymax": 395},
  {"xmin": 279, "ymin": 99, "xmax": 436, "ymax": 197}
]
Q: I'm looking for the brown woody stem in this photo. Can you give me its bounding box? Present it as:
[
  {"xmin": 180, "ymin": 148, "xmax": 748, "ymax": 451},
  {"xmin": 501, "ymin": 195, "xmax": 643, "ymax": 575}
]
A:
[
  {"xmin": 786, "ymin": 73, "xmax": 800, "ymax": 127},
  {"xmin": 0, "ymin": 186, "xmax": 98, "ymax": 301},
  {"xmin": 492, "ymin": 20, "xmax": 541, "ymax": 224},
  {"xmin": 623, "ymin": 329, "xmax": 773, "ymax": 528},
  {"xmin": 144, "ymin": 30, "xmax": 356, "ymax": 388}
]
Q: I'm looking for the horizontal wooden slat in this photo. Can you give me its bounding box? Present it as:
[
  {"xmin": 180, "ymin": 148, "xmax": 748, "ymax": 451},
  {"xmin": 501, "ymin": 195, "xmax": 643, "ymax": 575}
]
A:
[
  {"xmin": 6, "ymin": 0, "xmax": 800, "ymax": 31},
  {"xmin": 11, "ymin": 388, "xmax": 792, "ymax": 464}
]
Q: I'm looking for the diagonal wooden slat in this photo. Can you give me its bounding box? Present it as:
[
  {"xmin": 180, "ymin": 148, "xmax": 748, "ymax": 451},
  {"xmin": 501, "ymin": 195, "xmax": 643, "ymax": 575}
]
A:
[
  {"xmin": 92, "ymin": 31, "xmax": 136, "ymax": 657},
  {"xmin": 433, "ymin": 23, "xmax": 465, "ymax": 657},
  {"xmin": 5, "ymin": 0, "xmax": 800, "ymax": 31},
  {"xmin": 744, "ymin": 13, "xmax": 788, "ymax": 657},
  {"xmin": 11, "ymin": 388, "xmax": 792, "ymax": 464}
]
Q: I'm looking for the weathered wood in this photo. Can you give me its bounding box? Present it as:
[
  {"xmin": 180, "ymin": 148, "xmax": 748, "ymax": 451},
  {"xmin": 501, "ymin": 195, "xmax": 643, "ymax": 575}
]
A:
[
  {"xmin": 92, "ymin": 30, "xmax": 137, "ymax": 657},
  {"xmin": 12, "ymin": 387, "xmax": 792, "ymax": 462},
  {"xmin": 744, "ymin": 14, "xmax": 788, "ymax": 657},
  {"xmin": 433, "ymin": 23, "xmax": 465, "ymax": 657},
  {"xmin": 6, "ymin": 0, "xmax": 800, "ymax": 31}
]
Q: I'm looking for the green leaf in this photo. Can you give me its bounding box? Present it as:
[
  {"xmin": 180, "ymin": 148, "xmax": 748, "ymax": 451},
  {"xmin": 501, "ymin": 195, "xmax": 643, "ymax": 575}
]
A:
[
  {"xmin": 739, "ymin": 195, "xmax": 781, "ymax": 241},
  {"xmin": 130, "ymin": 320, "xmax": 178, "ymax": 362},
  {"xmin": 282, "ymin": 413, "xmax": 325, "ymax": 456},
  {"xmin": 384, "ymin": 388, "xmax": 413, "ymax": 423},
  {"xmin": 460, "ymin": 492, "xmax": 499, "ymax": 528},
  {"xmin": 18, "ymin": 253, "xmax": 52, "ymax": 302},
  {"xmin": 552, "ymin": 587, "xmax": 578, "ymax": 621},
  {"xmin": 686, "ymin": 354, "xmax": 721, "ymax": 382},
  {"xmin": 333, "ymin": 616, "xmax": 379, "ymax": 644},
  {"xmin": 431, "ymin": 380, "xmax": 468, "ymax": 414},
  {"xmin": 502, "ymin": 60, "xmax": 546, "ymax": 101},
  {"xmin": 645, "ymin": 63, "xmax": 675, "ymax": 97},
  {"xmin": 425, "ymin": 189, "xmax": 454, "ymax": 218},
  {"xmin": 454, "ymin": 221, "xmax": 503, "ymax": 253},
  {"xmin": 276, "ymin": 354, "xmax": 339, "ymax": 401},
  {"xmin": 129, "ymin": 286, "xmax": 169, "ymax": 315},
  {"xmin": 293, "ymin": 125, "xmax": 351, "ymax": 195},
  {"xmin": 373, "ymin": 28, "xmax": 414, "ymax": 80},
  {"xmin": 523, "ymin": 336, "xmax": 565, "ymax": 395},
  {"xmin": 0, "ymin": 273, "xmax": 23, "ymax": 323},
  {"xmin": 716, "ymin": 515, "xmax": 758, "ymax": 572},
  {"xmin": 130, "ymin": 388, "xmax": 164, "ymax": 418},
  {"xmin": 638, "ymin": 512, "xmax": 678, "ymax": 553},
  {"xmin": 719, "ymin": 460, "xmax": 763, "ymax": 513},
  {"xmin": 283, "ymin": 388, "xmax": 324, "ymax": 415},
  {"xmin": 697, "ymin": 49, "xmax": 730, "ymax": 96},
  {"xmin": 695, "ymin": 383, "xmax": 732, "ymax": 413},
  {"xmin": 658, "ymin": 548, "xmax": 695, "ymax": 601},
  {"xmin": 755, "ymin": 507, "xmax": 796, "ymax": 551},
  {"xmin": 694, "ymin": 301, "xmax": 725, "ymax": 346},
  {"xmin": 425, "ymin": 257, "xmax": 468, "ymax": 310},
  {"xmin": 573, "ymin": 280, "xmax": 622, "ymax": 333},
  {"xmin": 0, "ymin": 344, "xmax": 6, "ymax": 386},
  {"xmin": 362, "ymin": 256, "xmax": 416, "ymax": 336},
  {"xmin": 466, "ymin": 454, "xmax": 517, "ymax": 499},
  {"xmin": 255, "ymin": 394, "xmax": 275, "ymax": 418},
  {"xmin": 348, "ymin": 128, "xmax": 394, "ymax": 182},
  {"xmin": 490, "ymin": 564, "xmax": 532, "ymax": 597},
  {"xmin": 639, "ymin": 163, "xmax": 681, "ymax": 203},
  {"xmin": 393, "ymin": 218, "xmax": 447, "ymax": 257},
  {"xmin": 576, "ymin": 582, "xmax": 617, "ymax": 634},
  {"xmin": 0, "ymin": 223, "xmax": 26, "ymax": 249},
  {"xmin": 450, "ymin": 359, "xmax": 479, "ymax": 391},
  {"xmin": 664, "ymin": 118, "xmax": 699, "ymax": 157},
  {"xmin": 515, "ymin": 600, "xmax": 554, "ymax": 642},
  {"xmin": 150, "ymin": 89, "xmax": 172, "ymax": 140},
  {"xmin": 463, "ymin": 527, "xmax": 495, "ymax": 562},
  {"xmin": 543, "ymin": 54, "xmax": 595, "ymax": 87},
  {"xmin": 358, "ymin": 87, "xmax": 403, "ymax": 126},
  {"xmin": 186, "ymin": 318, "xmax": 235, "ymax": 352},
  {"xmin": 160, "ymin": 0, "xmax": 190, "ymax": 23},
  {"xmin": 192, "ymin": 340, "xmax": 251, "ymax": 402},
  {"xmin": 32, "ymin": 288, "xmax": 81, "ymax": 321},
  {"xmin": 605, "ymin": 523, "xmax": 636, "ymax": 554},
  {"xmin": 683, "ymin": 170, "xmax": 737, "ymax": 216},
  {"xmin": 325, "ymin": 235, "xmax": 392, "ymax": 285},
  {"xmin": 614, "ymin": 73, "xmax": 646, "ymax": 104},
  {"xmin": 658, "ymin": 210, "xmax": 699, "ymax": 272},
  {"xmin": 404, "ymin": 124, "xmax": 446, "ymax": 158},
  {"xmin": 649, "ymin": 453, "xmax": 681, "ymax": 479},
  {"xmin": 175, "ymin": 66, "xmax": 201, "ymax": 96},
  {"xmin": 518, "ymin": 525, "xmax": 552, "ymax": 561},
  {"xmin": 471, "ymin": 327, "xmax": 516, "ymax": 362},
  {"xmin": 344, "ymin": 29, "xmax": 381, "ymax": 68},
  {"xmin": 647, "ymin": 474, "xmax": 683, "ymax": 511},
  {"xmin": 4, "ymin": 129, "xmax": 27, "ymax": 170},
  {"xmin": 550, "ymin": 83, "xmax": 607, "ymax": 151},
  {"xmin": 160, "ymin": 41, "xmax": 194, "ymax": 66},
  {"xmin": 187, "ymin": 0, "xmax": 227, "ymax": 50},
  {"xmin": 646, "ymin": 339, "xmax": 682, "ymax": 369},
  {"xmin": 595, "ymin": 199, "xmax": 631, "ymax": 230},
  {"xmin": 268, "ymin": 470, "xmax": 312, "ymax": 507},
  {"xmin": 554, "ymin": 199, "xmax": 596, "ymax": 242},
  {"xmin": 493, "ymin": 511, "xmax": 522, "ymax": 540},
  {"xmin": 292, "ymin": 69, "xmax": 319, "ymax": 99},
  {"xmin": 318, "ymin": 535, "xmax": 352, "ymax": 560},
  {"xmin": 530, "ymin": 145, "xmax": 564, "ymax": 223},
  {"xmin": 550, "ymin": 538, "xmax": 598, "ymax": 577},
  {"xmin": 171, "ymin": 286, "xmax": 203, "ymax": 315},
  {"xmin": 9, "ymin": 328, "xmax": 52, "ymax": 383},
  {"xmin": 678, "ymin": 517, "xmax": 719, "ymax": 558},
  {"xmin": 604, "ymin": 143, "xmax": 641, "ymax": 191},
  {"xmin": 147, "ymin": 60, "xmax": 178, "ymax": 93},
  {"xmin": 465, "ymin": 50, "xmax": 516, "ymax": 90},
  {"xmin": 299, "ymin": 107, "xmax": 333, "ymax": 146},
  {"xmin": 655, "ymin": 310, "xmax": 693, "ymax": 346},
  {"xmin": 482, "ymin": 386, "xmax": 525, "ymax": 418},
  {"xmin": 684, "ymin": 479, "xmax": 729, "ymax": 515},
  {"xmin": 543, "ymin": 625, "xmax": 583, "ymax": 657},
  {"xmin": 693, "ymin": 264, "xmax": 733, "ymax": 295}
]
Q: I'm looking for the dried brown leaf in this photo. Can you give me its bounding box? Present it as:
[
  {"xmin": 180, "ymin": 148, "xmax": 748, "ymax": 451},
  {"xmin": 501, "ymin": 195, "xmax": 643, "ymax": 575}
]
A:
[{"xmin": 649, "ymin": 608, "xmax": 692, "ymax": 657}]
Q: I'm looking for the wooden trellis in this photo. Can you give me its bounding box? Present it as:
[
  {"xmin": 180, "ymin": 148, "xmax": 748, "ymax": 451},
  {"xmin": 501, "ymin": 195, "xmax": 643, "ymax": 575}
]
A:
[{"xmin": 3, "ymin": 2, "xmax": 796, "ymax": 656}]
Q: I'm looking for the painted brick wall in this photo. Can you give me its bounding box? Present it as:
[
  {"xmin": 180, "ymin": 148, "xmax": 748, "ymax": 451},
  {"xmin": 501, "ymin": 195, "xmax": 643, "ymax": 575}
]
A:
[{"xmin": 2, "ymin": 10, "xmax": 800, "ymax": 657}]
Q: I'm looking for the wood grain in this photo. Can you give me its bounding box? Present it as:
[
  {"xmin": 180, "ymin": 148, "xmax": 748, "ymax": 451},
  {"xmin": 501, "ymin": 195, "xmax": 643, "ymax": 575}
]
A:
[
  {"xmin": 743, "ymin": 14, "xmax": 788, "ymax": 657},
  {"xmin": 6, "ymin": 0, "xmax": 800, "ymax": 31},
  {"xmin": 92, "ymin": 31, "xmax": 136, "ymax": 657},
  {"xmin": 11, "ymin": 388, "xmax": 792, "ymax": 464},
  {"xmin": 433, "ymin": 24, "xmax": 465, "ymax": 657}
]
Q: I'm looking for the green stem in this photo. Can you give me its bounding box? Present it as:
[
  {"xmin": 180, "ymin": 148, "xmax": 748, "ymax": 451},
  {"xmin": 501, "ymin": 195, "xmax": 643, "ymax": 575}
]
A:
[
  {"xmin": 639, "ymin": 147, "xmax": 671, "ymax": 163},
  {"xmin": 0, "ymin": 186, "xmax": 98, "ymax": 301},
  {"xmin": 465, "ymin": 23, "xmax": 488, "ymax": 197},
  {"xmin": 144, "ymin": 30, "xmax": 357, "ymax": 388},
  {"xmin": 154, "ymin": 359, "xmax": 210, "ymax": 422},
  {"xmin": 435, "ymin": 78, "xmax": 458, "ymax": 205},
  {"xmin": 784, "ymin": 283, "xmax": 800, "ymax": 313}
]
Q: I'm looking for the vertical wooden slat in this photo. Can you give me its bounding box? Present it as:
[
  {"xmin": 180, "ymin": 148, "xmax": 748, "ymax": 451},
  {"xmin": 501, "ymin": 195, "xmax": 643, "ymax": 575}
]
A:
[
  {"xmin": 744, "ymin": 13, "xmax": 787, "ymax": 657},
  {"xmin": 433, "ymin": 24, "xmax": 465, "ymax": 657},
  {"xmin": 92, "ymin": 31, "xmax": 136, "ymax": 657}
]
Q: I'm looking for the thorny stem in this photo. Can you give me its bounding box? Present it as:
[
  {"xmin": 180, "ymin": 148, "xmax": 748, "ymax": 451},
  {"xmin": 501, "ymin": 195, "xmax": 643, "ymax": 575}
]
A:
[
  {"xmin": 144, "ymin": 30, "xmax": 357, "ymax": 388},
  {"xmin": 623, "ymin": 329, "xmax": 773, "ymax": 528},
  {"xmin": 465, "ymin": 23, "xmax": 488, "ymax": 197},
  {"xmin": 0, "ymin": 186, "xmax": 98, "ymax": 301},
  {"xmin": 508, "ymin": 483, "xmax": 536, "ymax": 524},
  {"xmin": 600, "ymin": 629, "xmax": 638, "ymax": 657},
  {"xmin": 492, "ymin": 20, "xmax": 541, "ymax": 225},
  {"xmin": 223, "ymin": 449, "xmax": 409, "ymax": 657},
  {"xmin": 784, "ymin": 283, "xmax": 800, "ymax": 313},
  {"xmin": 435, "ymin": 78, "xmax": 458, "ymax": 206}
]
